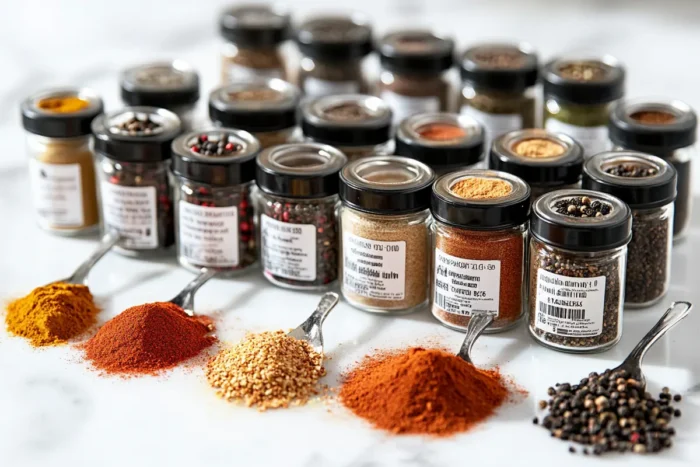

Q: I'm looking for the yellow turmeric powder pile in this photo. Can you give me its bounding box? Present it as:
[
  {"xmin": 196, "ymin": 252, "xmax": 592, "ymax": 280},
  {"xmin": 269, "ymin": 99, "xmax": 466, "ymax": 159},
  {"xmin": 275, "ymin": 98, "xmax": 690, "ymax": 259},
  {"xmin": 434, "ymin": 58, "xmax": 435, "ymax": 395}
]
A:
[{"xmin": 5, "ymin": 282, "xmax": 99, "ymax": 347}]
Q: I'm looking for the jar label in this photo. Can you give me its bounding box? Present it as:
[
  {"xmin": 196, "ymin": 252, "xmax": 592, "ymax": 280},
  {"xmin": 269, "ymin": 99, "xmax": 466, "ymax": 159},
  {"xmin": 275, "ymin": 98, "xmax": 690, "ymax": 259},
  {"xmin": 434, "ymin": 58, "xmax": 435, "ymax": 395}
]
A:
[
  {"xmin": 534, "ymin": 269, "xmax": 606, "ymax": 337},
  {"xmin": 544, "ymin": 119, "xmax": 610, "ymax": 157},
  {"xmin": 460, "ymin": 105, "xmax": 522, "ymax": 147},
  {"xmin": 101, "ymin": 183, "xmax": 158, "ymax": 249},
  {"xmin": 343, "ymin": 233, "xmax": 406, "ymax": 300},
  {"xmin": 433, "ymin": 249, "xmax": 501, "ymax": 316},
  {"xmin": 29, "ymin": 161, "xmax": 84, "ymax": 227},
  {"xmin": 224, "ymin": 63, "xmax": 284, "ymax": 83},
  {"xmin": 261, "ymin": 214, "xmax": 317, "ymax": 281},
  {"xmin": 178, "ymin": 201, "xmax": 239, "ymax": 267},
  {"xmin": 303, "ymin": 77, "xmax": 359, "ymax": 97},
  {"xmin": 380, "ymin": 91, "xmax": 440, "ymax": 124}
]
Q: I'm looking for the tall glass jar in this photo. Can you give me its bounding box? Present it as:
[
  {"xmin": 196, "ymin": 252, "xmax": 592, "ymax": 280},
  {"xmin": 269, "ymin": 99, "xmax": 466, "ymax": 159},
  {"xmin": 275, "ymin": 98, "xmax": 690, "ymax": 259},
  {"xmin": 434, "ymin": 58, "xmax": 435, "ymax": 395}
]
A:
[
  {"xmin": 431, "ymin": 170, "xmax": 530, "ymax": 333},
  {"xmin": 583, "ymin": 151, "xmax": 676, "ymax": 308},
  {"xmin": 528, "ymin": 190, "xmax": 632, "ymax": 353},
  {"xmin": 171, "ymin": 128, "xmax": 261, "ymax": 275},
  {"xmin": 301, "ymin": 94, "xmax": 393, "ymax": 160},
  {"xmin": 608, "ymin": 98, "xmax": 697, "ymax": 241},
  {"xmin": 543, "ymin": 57, "xmax": 625, "ymax": 157},
  {"xmin": 21, "ymin": 88, "xmax": 103, "ymax": 235},
  {"xmin": 339, "ymin": 156, "xmax": 435, "ymax": 314},
  {"xmin": 92, "ymin": 107, "xmax": 182, "ymax": 256},
  {"xmin": 256, "ymin": 143, "xmax": 347, "ymax": 289}
]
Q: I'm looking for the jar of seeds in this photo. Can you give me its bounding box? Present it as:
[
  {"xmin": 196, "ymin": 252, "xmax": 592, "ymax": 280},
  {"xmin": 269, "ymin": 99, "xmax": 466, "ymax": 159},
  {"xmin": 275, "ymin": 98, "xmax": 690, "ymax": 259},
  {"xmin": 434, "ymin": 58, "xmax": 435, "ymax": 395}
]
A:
[
  {"xmin": 431, "ymin": 170, "xmax": 530, "ymax": 333},
  {"xmin": 608, "ymin": 98, "xmax": 697, "ymax": 241},
  {"xmin": 256, "ymin": 143, "xmax": 347, "ymax": 290},
  {"xmin": 339, "ymin": 156, "xmax": 435, "ymax": 314},
  {"xmin": 301, "ymin": 94, "xmax": 393, "ymax": 161},
  {"xmin": 209, "ymin": 78, "xmax": 300, "ymax": 149},
  {"xmin": 528, "ymin": 190, "xmax": 632, "ymax": 353},
  {"xmin": 395, "ymin": 112, "xmax": 485, "ymax": 176},
  {"xmin": 120, "ymin": 61, "xmax": 199, "ymax": 131},
  {"xmin": 489, "ymin": 129, "xmax": 584, "ymax": 202},
  {"xmin": 92, "ymin": 107, "xmax": 182, "ymax": 255},
  {"xmin": 543, "ymin": 57, "xmax": 625, "ymax": 157},
  {"xmin": 295, "ymin": 15, "xmax": 372, "ymax": 97},
  {"xmin": 583, "ymin": 151, "xmax": 676, "ymax": 308},
  {"xmin": 171, "ymin": 129, "xmax": 261, "ymax": 275}
]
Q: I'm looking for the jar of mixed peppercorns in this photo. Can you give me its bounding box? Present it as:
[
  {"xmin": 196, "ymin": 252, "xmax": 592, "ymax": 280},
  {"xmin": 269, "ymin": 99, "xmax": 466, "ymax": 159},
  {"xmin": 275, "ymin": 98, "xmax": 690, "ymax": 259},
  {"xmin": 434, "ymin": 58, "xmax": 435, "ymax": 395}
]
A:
[
  {"xmin": 256, "ymin": 143, "xmax": 347, "ymax": 290},
  {"xmin": 92, "ymin": 107, "xmax": 182, "ymax": 256},
  {"xmin": 171, "ymin": 128, "xmax": 261, "ymax": 275}
]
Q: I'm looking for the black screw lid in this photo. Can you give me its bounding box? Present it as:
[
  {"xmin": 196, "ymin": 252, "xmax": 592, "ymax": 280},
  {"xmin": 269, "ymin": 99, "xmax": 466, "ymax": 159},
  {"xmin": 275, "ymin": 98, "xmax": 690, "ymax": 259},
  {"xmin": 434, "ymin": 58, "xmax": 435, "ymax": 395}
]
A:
[
  {"xmin": 219, "ymin": 4, "xmax": 290, "ymax": 47},
  {"xmin": 543, "ymin": 57, "xmax": 625, "ymax": 105},
  {"xmin": 378, "ymin": 30, "xmax": 454, "ymax": 75},
  {"xmin": 460, "ymin": 43, "xmax": 538, "ymax": 93},
  {"xmin": 21, "ymin": 88, "xmax": 103, "ymax": 138},
  {"xmin": 120, "ymin": 61, "xmax": 199, "ymax": 109},
  {"xmin": 296, "ymin": 14, "xmax": 373, "ymax": 62}
]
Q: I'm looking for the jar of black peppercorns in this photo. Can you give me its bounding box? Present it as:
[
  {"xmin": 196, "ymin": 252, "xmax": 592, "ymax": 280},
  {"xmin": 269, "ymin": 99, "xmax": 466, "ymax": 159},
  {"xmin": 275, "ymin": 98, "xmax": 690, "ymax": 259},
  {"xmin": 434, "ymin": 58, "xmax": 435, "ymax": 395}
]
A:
[
  {"xmin": 92, "ymin": 107, "xmax": 182, "ymax": 256},
  {"xmin": 171, "ymin": 128, "xmax": 261, "ymax": 275},
  {"xmin": 528, "ymin": 190, "xmax": 632, "ymax": 353},
  {"xmin": 256, "ymin": 143, "xmax": 347, "ymax": 290},
  {"xmin": 583, "ymin": 151, "xmax": 676, "ymax": 308}
]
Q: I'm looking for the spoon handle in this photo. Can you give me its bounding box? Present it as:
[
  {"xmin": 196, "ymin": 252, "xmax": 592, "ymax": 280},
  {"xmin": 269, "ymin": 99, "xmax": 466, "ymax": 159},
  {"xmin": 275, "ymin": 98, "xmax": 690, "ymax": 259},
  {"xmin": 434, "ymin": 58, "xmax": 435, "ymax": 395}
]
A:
[
  {"xmin": 66, "ymin": 231, "xmax": 121, "ymax": 285},
  {"xmin": 456, "ymin": 312, "xmax": 495, "ymax": 364},
  {"xmin": 169, "ymin": 268, "xmax": 218, "ymax": 315},
  {"xmin": 297, "ymin": 292, "xmax": 340, "ymax": 334}
]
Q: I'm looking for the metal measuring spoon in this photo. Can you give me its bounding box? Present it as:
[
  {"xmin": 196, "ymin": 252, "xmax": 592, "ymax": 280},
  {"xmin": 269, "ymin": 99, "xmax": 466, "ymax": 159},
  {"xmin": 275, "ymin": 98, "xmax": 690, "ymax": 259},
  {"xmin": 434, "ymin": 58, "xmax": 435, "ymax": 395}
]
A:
[
  {"xmin": 168, "ymin": 268, "xmax": 218, "ymax": 316},
  {"xmin": 456, "ymin": 312, "xmax": 496, "ymax": 364},
  {"xmin": 53, "ymin": 231, "xmax": 121, "ymax": 285},
  {"xmin": 287, "ymin": 292, "xmax": 340, "ymax": 357}
]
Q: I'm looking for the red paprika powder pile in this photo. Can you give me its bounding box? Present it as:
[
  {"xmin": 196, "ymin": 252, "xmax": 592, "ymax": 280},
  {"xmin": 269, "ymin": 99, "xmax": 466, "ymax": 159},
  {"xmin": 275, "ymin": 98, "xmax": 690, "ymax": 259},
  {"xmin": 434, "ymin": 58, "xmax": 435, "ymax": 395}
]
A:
[{"xmin": 339, "ymin": 347, "xmax": 509, "ymax": 436}]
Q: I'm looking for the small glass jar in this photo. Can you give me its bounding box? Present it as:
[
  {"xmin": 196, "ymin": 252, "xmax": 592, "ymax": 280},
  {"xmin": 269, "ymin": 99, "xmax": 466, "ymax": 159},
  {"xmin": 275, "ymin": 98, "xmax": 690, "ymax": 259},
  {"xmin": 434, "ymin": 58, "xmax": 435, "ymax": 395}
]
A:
[
  {"xmin": 490, "ymin": 129, "xmax": 584, "ymax": 202},
  {"xmin": 219, "ymin": 4, "xmax": 290, "ymax": 83},
  {"xmin": 256, "ymin": 143, "xmax": 347, "ymax": 289},
  {"xmin": 339, "ymin": 156, "xmax": 435, "ymax": 314},
  {"xmin": 92, "ymin": 107, "xmax": 182, "ymax": 256},
  {"xmin": 209, "ymin": 78, "xmax": 300, "ymax": 149},
  {"xmin": 528, "ymin": 190, "xmax": 632, "ymax": 353},
  {"xmin": 609, "ymin": 98, "xmax": 697, "ymax": 241},
  {"xmin": 21, "ymin": 88, "xmax": 103, "ymax": 235},
  {"xmin": 395, "ymin": 112, "xmax": 484, "ymax": 175},
  {"xmin": 377, "ymin": 30, "xmax": 454, "ymax": 124},
  {"xmin": 543, "ymin": 57, "xmax": 625, "ymax": 157},
  {"xmin": 120, "ymin": 61, "xmax": 199, "ymax": 131},
  {"xmin": 295, "ymin": 14, "xmax": 372, "ymax": 97},
  {"xmin": 301, "ymin": 94, "xmax": 393, "ymax": 161},
  {"xmin": 460, "ymin": 43, "xmax": 538, "ymax": 147},
  {"xmin": 431, "ymin": 170, "xmax": 530, "ymax": 333},
  {"xmin": 583, "ymin": 151, "xmax": 676, "ymax": 308},
  {"xmin": 171, "ymin": 128, "xmax": 261, "ymax": 275}
]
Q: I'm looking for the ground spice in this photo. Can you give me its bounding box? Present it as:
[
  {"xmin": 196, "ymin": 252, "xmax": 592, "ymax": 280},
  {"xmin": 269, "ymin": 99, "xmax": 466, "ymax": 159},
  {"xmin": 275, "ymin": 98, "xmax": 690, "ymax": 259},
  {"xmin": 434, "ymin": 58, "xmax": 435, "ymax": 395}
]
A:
[
  {"xmin": 630, "ymin": 110, "xmax": 676, "ymax": 125},
  {"xmin": 6, "ymin": 283, "xmax": 98, "ymax": 347},
  {"xmin": 339, "ymin": 347, "xmax": 509, "ymax": 436},
  {"xmin": 559, "ymin": 63, "xmax": 606, "ymax": 81},
  {"xmin": 416, "ymin": 123, "xmax": 467, "ymax": 141},
  {"xmin": 82, "ymin": 302, "xmax": 215, "ymax": 375},
  {"xmin": 513, "ymin": 138, "xmax": 566, "ymax": 158},
  {"xmin": 450, "ymin": 177, "xmax": 512, "ymax": 199},
  {"xmin": 37, "ymin": 96, "xmax": 90, "ymax": 113}
]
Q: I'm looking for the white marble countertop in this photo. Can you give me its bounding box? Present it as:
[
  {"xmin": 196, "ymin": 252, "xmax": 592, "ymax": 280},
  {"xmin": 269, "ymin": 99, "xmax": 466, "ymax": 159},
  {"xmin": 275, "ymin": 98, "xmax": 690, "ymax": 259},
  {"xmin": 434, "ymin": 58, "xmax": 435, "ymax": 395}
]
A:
[{"xmin": 1, "ymin": 1, "xmax": 700, "ymax": 466}]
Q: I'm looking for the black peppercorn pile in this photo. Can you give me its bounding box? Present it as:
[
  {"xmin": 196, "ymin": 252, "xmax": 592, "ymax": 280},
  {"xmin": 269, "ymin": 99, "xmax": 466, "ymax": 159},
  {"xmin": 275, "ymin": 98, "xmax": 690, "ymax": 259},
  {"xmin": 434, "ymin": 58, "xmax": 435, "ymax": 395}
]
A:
[
  {"xmin": 605, "ymin": 163, "xmax": 658, "ymax": 178},
  {"xmin": 554, "ymin": 196, "xmax": 612, "ymax": 218},
  {"xmin": 113, "ymin": 115, "xmax": 161, "ymax": 135},
  {"xmin": 535, "ymin": 369, "xmax": 681, "ymax": 455},
  {"xmin": 190, "ymin": 134, "xmax": 241, "ymax": 157}
]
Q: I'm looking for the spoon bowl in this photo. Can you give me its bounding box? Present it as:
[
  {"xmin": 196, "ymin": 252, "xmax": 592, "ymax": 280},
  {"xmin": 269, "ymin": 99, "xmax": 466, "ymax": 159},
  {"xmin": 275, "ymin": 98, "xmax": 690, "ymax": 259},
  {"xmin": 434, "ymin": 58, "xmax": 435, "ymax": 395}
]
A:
[{"xmin": 287, "ymin": 292, "xmax": 340, "ymax": 357}]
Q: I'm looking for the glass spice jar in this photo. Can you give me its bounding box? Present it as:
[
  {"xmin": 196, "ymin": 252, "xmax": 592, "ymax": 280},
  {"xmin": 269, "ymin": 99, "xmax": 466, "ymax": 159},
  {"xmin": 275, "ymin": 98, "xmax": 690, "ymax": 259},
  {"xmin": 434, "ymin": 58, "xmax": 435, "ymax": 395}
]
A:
[
  {"xmin": 460, "ymin": 43, "xmax": 538, "ymax": 147},
  {"xmin": 295, "ymin": 14, "xmax": 372, "ymax": 98},
  {"xmin": 583, "ymin": 151, "xmax": 676, "ymax": 308},
  {"xmin": 219, "ymin": 4, "xmax": 290, "ymax": 83},
  {"xmin": 209, "ymin": 78, "xmax": 300, "ymax": 149},
  {"xmin": 431, "ymin": 170, "xmax": 530, "ymax": 333},
  {"xmin": 339, "ymin": 156, "xmax": 435, "ymax": 314},
  {"xmin": 543, "ymin": 57, "xmax": 625, "ymax": 157},
  {"xmin": 528, "ymin": 190, "xmax": 632, "ymax": 353},
  {"xmin": 376, "ymin": 30, "xmax": 454, "ymax": 124},
  {"xmin": 256, "ymin": 143, "xmax": 347, "ymax": 289},
  {"xmin": 301, "ymin": 94, "xmax": 393, "ymax": 161},
  {"xmin": 92, "ymin": 107, "xmax": 182, "ymax": 256},
  {"xmin": 21, "ymin": 88, "xmax": 103, "ymax": 235},
  {"xmin": 395, "ymin": 112, "xmax": 485, "ymax": 175},
  {"xmin": 608, "ymin": 98, "xmax": 697, "ymax": 241},
  {"xmin": 120, "ymin": 60, "xmax": 200, "ymax": 131},
  {"xmin": 489, "ymin": 129, "xmax": 584, "ymax": 202},
  {"xmin": 171, "ymin": 128, "xmax": 261, "ymax": 275}
]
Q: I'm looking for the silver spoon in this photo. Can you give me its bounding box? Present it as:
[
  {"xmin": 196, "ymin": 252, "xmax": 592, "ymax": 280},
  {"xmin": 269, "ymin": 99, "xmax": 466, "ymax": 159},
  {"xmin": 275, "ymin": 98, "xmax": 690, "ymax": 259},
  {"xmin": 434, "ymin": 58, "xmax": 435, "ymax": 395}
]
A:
[
  {"xmin": 456, "ymin": 311, "xmax": 496, "ymax": 364},
  {"xmin": 168, "ymin": 268, "xmax": 218, "ymax": 316},
  {"xmin": 288, "ymin": 292, "xmax": 340, "ymax": 356},
  {"xmin": 54, "ymin": 231, "xmax": 121, "ymax": 285}
]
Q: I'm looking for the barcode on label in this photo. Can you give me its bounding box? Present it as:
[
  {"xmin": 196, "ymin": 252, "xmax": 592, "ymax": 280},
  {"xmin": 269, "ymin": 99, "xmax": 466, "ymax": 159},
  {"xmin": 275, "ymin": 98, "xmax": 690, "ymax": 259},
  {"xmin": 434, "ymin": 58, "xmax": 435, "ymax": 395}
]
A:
[
  {"xmin": 435, "ymin": 291, "xmax": 448, "ymax": 310},
  {"xmin": 539, "ymin": 302, "xmax": 586, "ymax": 320}
]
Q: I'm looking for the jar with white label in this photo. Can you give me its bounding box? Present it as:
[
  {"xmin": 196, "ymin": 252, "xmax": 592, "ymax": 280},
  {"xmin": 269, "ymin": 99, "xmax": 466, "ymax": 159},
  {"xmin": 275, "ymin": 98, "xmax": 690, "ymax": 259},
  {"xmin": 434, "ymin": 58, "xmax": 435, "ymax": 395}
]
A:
[
  {"xmin": 528, "ymin": 190, "xmax": 632, "ymax": 353},
  {"xmin": 171, "ymin": 128, "xmax": 261, "ymax": 275},
  {"xmin": 92, "ymin": 107, "xmax": 182, "ymax": 256},
  {"xmin": 339, "ymin": 156, "xmax": 435, "ymax": 314},
  {"xmin": 431, "ymin": 170, "xmax": 530, "ymax": 333},
  {"xmin": 21, "ymin": 88, "xmax": 103, "ymax": 235},
  {"xmin": 376, "ymin": 30, "xmax": 454, "ymax": 124},
  {"xmin": 256, "ymin": 143, "xmax": 347, "ymax": 289},
  {"xmin": 301, "ymin": 94, "xmax": 393, "ymax": 161},
  {"xmin": 543, "ymin": 57, "xmax": 625, "ymax": 158}
]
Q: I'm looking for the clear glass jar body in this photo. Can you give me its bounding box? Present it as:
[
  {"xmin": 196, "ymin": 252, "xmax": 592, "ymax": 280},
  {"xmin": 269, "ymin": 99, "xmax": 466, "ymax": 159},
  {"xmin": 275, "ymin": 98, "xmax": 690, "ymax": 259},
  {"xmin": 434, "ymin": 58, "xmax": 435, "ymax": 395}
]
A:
[
  {"xmin": 305, "ymin": 137, "xmax": 394, "ymax": 162},
  {"xmin": 431, "ymin": 222, "xmax": 527, "ymax": 333},
  {"xmin": 530, "ymin": 181, "xmax": 581, "ymax": 204},
  {"xmin": 220, "ymin": 42, "xmax": 286, "ymax": 83},
  {"xmin": 528, "ymin": 239, "xmax": 626, "ymax": 353},
  {"xmin": 544, "ymin": 98, "xmax": 614, "ymax": 157},
  {"xmin": 339, "ymin": 205, "xmax": 432, "ymax": 314},
  {"xmin": 461, "ymin": 85, "xmax": 536, "ymax": 143},
  {"xmin": 378, "ymin": 70, "xmax": 450, "ymax": 124},
  {"xmin": 298, "ymin": 57, "xmax": 366, "ymax": 97}
]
